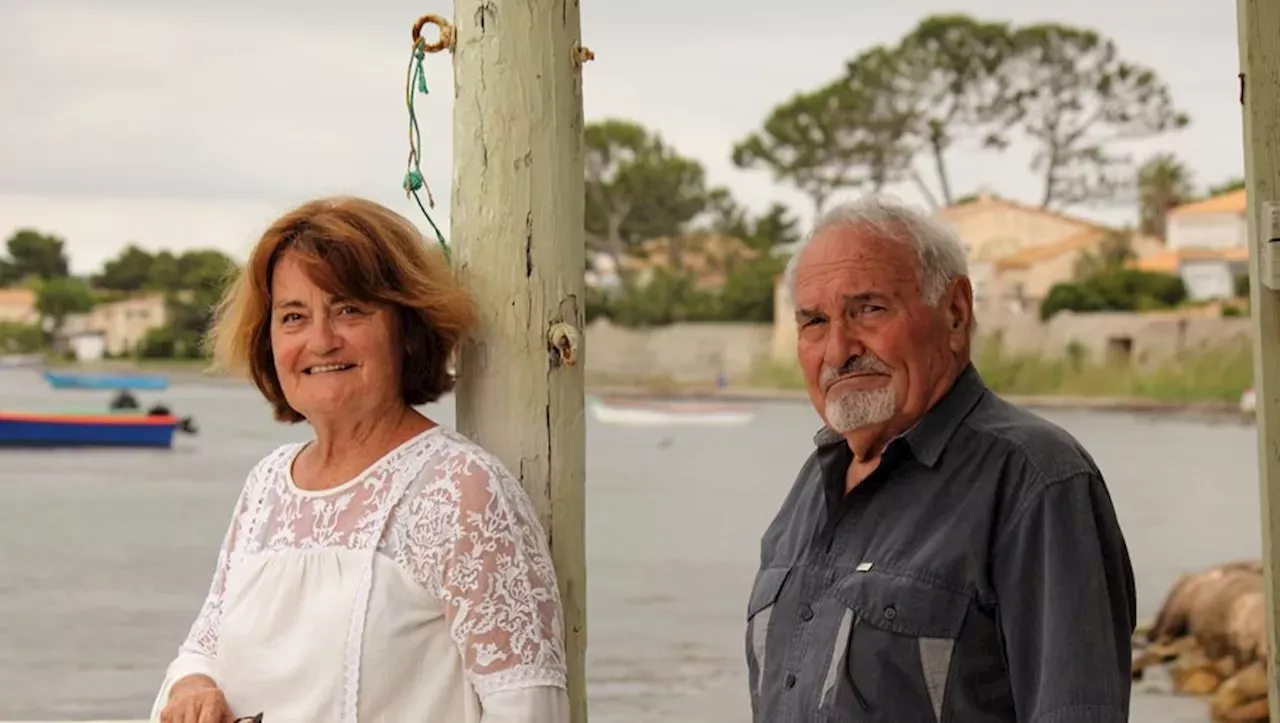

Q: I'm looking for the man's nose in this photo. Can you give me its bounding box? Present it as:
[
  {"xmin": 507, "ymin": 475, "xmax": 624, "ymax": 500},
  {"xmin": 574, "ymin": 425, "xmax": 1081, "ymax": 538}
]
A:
[{"xmin": 823, "ymin": 321, "xmax": 865, "ymax": 369}]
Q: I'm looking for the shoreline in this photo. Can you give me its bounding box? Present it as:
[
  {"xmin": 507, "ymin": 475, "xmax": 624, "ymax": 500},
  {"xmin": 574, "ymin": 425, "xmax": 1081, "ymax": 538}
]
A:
[
  {"xmin": 589, "ymin": 385, "xmax": 1247, "ymax": 418},
  {"xmin": 27, "ymin": 360, "xmax": 1250, "ymax": 419}
]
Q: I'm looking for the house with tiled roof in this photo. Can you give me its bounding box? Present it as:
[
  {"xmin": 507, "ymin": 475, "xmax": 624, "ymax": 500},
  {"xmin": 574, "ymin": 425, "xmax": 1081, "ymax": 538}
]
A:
[
  {"xmin": 769, "ymin": 193, "xmax": 1171, "ymax": 357},
  {"xmin": 1133, "ymin": 188, "xmax": 1248, "ymax": 300},
  {"xmin": 934, "ymin": 193, "xmax": 1164, "ymax": 314},
  {"xmin": 0, "ymin": 287, "xmax": 38, "ymax": 326},
  {"xmin": 621, "ymin": 233, "xmax": 761, "ymax": 291}
]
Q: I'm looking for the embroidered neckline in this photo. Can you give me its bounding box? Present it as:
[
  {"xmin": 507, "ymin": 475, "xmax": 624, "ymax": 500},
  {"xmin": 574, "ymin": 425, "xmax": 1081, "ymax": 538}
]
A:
[{"xmin": 284, "ymin": 426, "xmax": 443, "ymax": 498}]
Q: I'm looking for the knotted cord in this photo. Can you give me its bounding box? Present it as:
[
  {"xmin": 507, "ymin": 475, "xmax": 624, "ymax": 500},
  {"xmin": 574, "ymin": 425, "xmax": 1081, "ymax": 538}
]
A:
[{"xmin": 404, "ymin": 15, "xmax": 454, "ymax": 261}]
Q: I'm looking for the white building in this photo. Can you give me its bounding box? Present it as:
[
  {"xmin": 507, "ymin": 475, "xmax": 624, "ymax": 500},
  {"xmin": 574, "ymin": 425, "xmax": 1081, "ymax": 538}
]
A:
[{"xmin": 1140, "ymin": 189, "xmax": 1249, "ymax": 301}]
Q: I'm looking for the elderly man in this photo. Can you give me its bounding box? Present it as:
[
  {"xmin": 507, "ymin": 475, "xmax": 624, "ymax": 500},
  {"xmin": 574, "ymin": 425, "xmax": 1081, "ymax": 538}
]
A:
[{"xmin": 746, "ymin": 195, "xmax": 1135, "ymax": 723}]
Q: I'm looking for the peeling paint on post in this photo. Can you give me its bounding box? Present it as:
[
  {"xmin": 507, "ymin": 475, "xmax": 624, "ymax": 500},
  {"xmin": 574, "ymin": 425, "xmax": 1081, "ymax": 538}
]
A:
[{"xmin": 450, "ymin": 0, "xmax": 588, "ymax": 720}]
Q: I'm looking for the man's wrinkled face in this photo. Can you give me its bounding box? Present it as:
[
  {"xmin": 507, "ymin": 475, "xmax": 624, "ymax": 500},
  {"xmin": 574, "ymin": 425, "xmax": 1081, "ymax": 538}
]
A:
[{"xmin": 792, "ymin": 225, "xmax": 966, "ymax": 437}]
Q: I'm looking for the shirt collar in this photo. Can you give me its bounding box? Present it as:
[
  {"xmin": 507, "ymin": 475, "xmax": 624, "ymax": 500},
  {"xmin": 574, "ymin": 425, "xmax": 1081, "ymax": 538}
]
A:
[{"xmin": 811, "ymin": 363, "xmax": 988, "ymax": 468}]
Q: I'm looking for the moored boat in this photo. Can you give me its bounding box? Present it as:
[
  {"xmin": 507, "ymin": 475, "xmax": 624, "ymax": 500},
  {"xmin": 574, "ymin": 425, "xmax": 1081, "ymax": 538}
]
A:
[
  {"xmin": 43, "ymin": 369, "xmax": 170, "ymax": 391},
  {"xmin": 588, "ymin": 396, "xmax": 755, "ymax": 427},
  {"xmin": 0, "ymin": 409, "xmax": 197, "ymax": 448},
  {"xmin": 1241, "ymin": 387, "xmax": 1257, "ymax": 416}
]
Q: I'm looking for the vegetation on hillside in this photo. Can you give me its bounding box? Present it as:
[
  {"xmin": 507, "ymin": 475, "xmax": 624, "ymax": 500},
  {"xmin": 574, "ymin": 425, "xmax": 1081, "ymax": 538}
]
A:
[
  {"xmin": 0, "ymin": 231, "xmax": 238, "ymax": 358},
  {"xmin": 1, "ymin": 12, "xmax": 1254, "ymax": 392}
]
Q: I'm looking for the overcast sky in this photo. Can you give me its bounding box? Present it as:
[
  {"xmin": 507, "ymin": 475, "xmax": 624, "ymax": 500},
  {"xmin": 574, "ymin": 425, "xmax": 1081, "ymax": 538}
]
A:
[{"xmin": 0, "ymin": 0, "xmax": 1243, "ymax": 274}]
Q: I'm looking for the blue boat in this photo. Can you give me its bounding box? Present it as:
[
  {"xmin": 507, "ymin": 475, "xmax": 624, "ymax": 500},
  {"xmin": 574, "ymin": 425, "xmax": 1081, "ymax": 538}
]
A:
[
  {"xmin": 0, "ymin": 409, "xmax": 196, "ymax": 448},
  {"xmin": 43, "ymin": 369, "xmax": 170, "ymax": 391}
]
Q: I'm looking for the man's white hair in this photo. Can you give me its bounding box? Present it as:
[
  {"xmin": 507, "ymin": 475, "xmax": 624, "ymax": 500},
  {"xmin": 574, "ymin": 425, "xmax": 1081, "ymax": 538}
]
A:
[{"xmin": 784, "ymin": 194, "xmax": 969, "ymax": 307}]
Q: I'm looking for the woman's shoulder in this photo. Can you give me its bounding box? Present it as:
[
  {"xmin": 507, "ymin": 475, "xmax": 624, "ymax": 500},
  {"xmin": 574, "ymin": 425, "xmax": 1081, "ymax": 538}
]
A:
[
  {"xmin": 241, "ymin": 440, "xmax": 305, "ymax": 489},
  {"xmin": 394, "ymin": 426, "xmax": 550, "ymax": 561},
  {"xmin": 417, "ymin": 425, "xmax": 516, "ymax": 484}
]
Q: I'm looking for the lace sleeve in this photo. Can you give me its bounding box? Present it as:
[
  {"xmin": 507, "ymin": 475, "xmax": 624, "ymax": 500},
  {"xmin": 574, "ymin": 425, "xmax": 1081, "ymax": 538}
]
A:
[{"xmin": 412, "ymin": 443, "xmax": 568, "ymax": 699}]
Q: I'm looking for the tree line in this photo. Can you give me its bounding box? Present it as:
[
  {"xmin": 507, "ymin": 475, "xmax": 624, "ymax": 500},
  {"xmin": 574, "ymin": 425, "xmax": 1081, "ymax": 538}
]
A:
[
  {"xmin": 731, "ymin": 15, "xmax": 1191, "ymax": 213},
  {"xmin": 0, "ymin": 230, "xmax": 239, "ymax": 357},
  {"xmin": 580, "ymin": 13, "xmax": 1246, "ymax": 323},
  {"xmin": 1, "ymin": 13, "xmax": 1247, "ymax": 349}
]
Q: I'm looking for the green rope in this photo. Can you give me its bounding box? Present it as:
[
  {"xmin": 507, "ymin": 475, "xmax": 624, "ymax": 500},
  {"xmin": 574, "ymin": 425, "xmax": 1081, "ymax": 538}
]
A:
[{"xmin": 404, "ymin": 39, "xmax": 449, "ymax": 262}]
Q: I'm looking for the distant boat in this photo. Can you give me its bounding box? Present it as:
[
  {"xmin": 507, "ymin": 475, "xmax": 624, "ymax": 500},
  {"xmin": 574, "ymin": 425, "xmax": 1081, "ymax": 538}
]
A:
[
  {"xmin": 588, "ymin": 396, "xmax": 755, "ymax": 427},
  {"xmin": 0, "ymin": 409, "xmax": 197, "ymax": 448},
  {"xmin": 1241, "ymin": 387, "xmax": 1257, "ymax": 416},
  {"xmin": 43, "ymin": 369, "xmax": 170, "ymax": 391}
]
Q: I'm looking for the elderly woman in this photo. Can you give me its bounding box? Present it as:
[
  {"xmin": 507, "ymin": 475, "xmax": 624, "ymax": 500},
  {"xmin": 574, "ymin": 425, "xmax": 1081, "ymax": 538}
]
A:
[{"xmin": 151, "ymin": 197, "xmax": 569, "ymax": 723}]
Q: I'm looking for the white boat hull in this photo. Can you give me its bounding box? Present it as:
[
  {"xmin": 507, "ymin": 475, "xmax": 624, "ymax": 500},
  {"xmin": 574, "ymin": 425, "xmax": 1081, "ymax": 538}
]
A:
[
  {"xmin": 588, "ymin": 398, "xmax": 755, "ymax": 427},
  {"xmin": 1241, "ymin": 388, "xmax": 1257, "ymax": 415}
]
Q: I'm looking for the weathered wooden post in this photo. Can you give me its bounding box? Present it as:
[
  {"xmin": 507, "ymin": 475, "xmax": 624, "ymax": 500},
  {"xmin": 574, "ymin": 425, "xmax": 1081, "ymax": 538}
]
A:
[
  {"xmin": 448, "ymin": 1, "xmax": 589, "ymax": 721},
  {"xmin": 1237, "ymin": 0, "xmax": 1280, "ymax": 715}
]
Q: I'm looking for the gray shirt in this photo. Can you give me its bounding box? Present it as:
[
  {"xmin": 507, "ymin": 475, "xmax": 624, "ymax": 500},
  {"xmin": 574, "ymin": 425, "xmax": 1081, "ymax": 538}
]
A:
[{"xmin": 746, "ymin": 364, "xmax": 1135, "ymax": 723}]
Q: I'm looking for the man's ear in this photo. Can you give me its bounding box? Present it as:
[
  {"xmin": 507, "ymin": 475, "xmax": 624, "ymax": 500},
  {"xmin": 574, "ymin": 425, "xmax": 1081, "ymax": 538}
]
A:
[{"xmin": 944, "ymin": 277, "xmax": 974, "ymax": 350}]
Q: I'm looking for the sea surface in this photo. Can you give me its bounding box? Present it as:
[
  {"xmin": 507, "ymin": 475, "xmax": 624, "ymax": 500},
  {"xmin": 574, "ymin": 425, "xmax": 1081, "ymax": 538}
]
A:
[{"xmin": 0, "ymin": 368, "xmax": 1261, "ymax": 721}]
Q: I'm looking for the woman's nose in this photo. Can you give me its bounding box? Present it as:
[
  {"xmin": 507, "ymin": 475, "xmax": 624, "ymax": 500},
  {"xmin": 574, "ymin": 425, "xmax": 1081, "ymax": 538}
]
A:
[{"xmin": 306, "ymin": 317, "xmax": 340, "ymax": 353}]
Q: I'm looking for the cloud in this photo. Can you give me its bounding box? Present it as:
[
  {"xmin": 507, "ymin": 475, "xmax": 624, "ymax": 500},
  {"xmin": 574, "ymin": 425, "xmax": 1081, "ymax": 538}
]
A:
[{"xmin": 0, "ymin": 0, "xmax": 1250, "ymax": 274}]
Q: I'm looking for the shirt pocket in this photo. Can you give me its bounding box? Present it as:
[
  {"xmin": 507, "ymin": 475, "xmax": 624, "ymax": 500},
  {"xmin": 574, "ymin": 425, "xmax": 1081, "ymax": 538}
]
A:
[
  {"xmin": 745, "ymin": 566, "xmax": 791, "ymax": 706},
  {"xmin": 821, "ymin": 569, "xmax": 970, "ymax": 723}
]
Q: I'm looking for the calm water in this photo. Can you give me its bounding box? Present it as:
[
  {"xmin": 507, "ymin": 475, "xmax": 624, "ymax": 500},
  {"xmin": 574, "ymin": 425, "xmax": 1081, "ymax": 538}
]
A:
[{"xmin": 0, "ymin": 368, "xmax": 1261, "ymax": 721}]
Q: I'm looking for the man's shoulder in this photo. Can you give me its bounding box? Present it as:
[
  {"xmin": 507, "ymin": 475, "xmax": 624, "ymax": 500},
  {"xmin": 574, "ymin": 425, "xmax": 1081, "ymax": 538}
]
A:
[
  {"xmin": 755, "ymin": 443, "xmax": 830, "ymax": 555},
  {"xmin": 961, "ymin": 391, "xmax": 1102, "ymax": 485}
]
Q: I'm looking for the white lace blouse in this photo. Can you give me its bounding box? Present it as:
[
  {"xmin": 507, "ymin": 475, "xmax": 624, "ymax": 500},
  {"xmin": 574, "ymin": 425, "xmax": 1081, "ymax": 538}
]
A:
[{"xmin": 150, "ymin": 425, "xmax": 569, "ymax": 722}]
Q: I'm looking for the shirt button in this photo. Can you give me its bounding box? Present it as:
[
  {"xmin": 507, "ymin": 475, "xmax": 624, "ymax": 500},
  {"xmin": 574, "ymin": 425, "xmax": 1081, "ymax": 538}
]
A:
[
  {"xmin": 884, "ymin": 605, "xmax": 897, "ymax": 620},
  {"xmin": 784, "ymin": 673, "xmax": 797, "ymax": 688},
  {"xmin": 800, "ymin": 606, "xmax": 814, "ymax": 621}
]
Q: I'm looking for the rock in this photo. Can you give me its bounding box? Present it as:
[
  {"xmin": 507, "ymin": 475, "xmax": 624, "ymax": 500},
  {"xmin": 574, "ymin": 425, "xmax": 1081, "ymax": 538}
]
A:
[
  {"xmin": 1215, "ymin": 655, "xmax": 1240, "ymax": 680},
  {"xmin": 1171, "ymin": 645, "xmax": 1222, "ymax": 695},
  {"xmin": 1148, "ymin": 561, "xmax": 1266, "ymax": 666},
  {"xmin": 1175, "ymin": 667, "xmax": 1223, "ymax": 696},
  {"xmin": 1217, "ymin": 697, "xmax": 1269, "ymax": 722},
  {"xmin": 1143, "ymin": 561, "xmax": 1271, "ymax": 720},
  {"xmin": 1215, "ymin": 697, "xmax": 1270, "ymax": 723},
  {"xmin": 1210, "ymin": 662, "xmax": 1269, "ymax": 721}
]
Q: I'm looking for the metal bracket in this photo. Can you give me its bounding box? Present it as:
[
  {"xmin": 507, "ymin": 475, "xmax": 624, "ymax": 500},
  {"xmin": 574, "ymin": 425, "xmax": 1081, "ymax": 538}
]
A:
[{"xmin": 1262, "ymin": 201, "xmax": 1280, "ymax": 291}]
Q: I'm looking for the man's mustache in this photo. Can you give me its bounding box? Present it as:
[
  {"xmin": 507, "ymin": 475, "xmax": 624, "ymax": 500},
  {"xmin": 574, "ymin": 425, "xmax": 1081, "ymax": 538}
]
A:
[{"xmin": 820, "ymin": 355, "xmax": 891, "ymax": 391}]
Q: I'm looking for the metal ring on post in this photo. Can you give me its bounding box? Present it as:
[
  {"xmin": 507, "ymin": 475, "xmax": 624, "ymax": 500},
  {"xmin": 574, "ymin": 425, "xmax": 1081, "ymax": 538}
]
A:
[
  {"xmin": 548, "ymin": 322, "xmax": 581, "ymax": 367},
  {"xmin": 412, "ymin": 14, "xmax": 456, "ymax": 53}
]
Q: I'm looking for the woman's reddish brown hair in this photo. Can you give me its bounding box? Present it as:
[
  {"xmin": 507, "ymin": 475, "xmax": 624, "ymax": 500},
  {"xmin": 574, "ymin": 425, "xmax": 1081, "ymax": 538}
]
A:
[{"xmin": 206, "ymin": 196, "xmax": 475, "ymax": 422}]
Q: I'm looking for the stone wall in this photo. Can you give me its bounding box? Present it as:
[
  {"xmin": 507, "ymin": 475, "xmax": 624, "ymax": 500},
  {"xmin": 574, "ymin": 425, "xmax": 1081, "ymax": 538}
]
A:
[
  {"xmin": 978, "ymin": 310, "xmax": 1252, "ymax": 367},
  {"xmin": 584, "ymin": 318, "xmax": 774, "ymax": 383},
  {"xmin": 585, "ymin": 309, "xmax": 1252, "ymax": 384}
]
